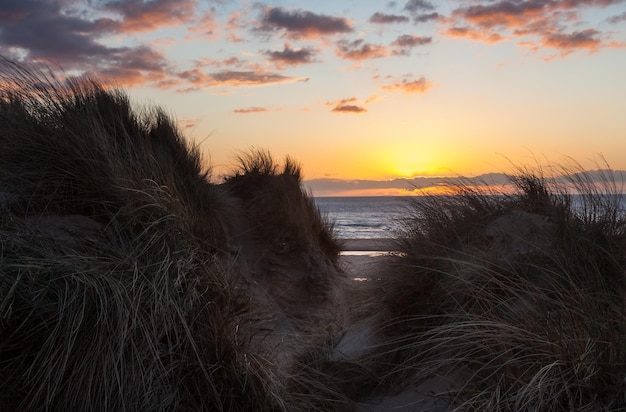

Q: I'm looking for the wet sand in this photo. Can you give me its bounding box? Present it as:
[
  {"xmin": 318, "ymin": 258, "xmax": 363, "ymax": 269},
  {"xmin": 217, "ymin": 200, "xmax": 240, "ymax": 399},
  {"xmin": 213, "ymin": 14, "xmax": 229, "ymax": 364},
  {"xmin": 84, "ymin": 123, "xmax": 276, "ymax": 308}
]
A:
[
  {"xmin": 338, "ymin": 238, "xmax": 397, "ymax": 280},
  {"xmin": 339, "ymin": 238, "xmax": 396, "ymax": 252}
]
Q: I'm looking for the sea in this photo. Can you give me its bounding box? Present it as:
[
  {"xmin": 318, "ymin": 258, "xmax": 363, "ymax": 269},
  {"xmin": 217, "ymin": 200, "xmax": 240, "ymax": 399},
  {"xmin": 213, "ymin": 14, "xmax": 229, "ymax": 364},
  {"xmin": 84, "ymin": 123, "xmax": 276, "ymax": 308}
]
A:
[
  {"xmin": 314, "ymin": 196, "xmax": 412, "ymax": 240},
  {"xmin": 314, "ymin": 195, "xmax": 626, "ymax": 240}
]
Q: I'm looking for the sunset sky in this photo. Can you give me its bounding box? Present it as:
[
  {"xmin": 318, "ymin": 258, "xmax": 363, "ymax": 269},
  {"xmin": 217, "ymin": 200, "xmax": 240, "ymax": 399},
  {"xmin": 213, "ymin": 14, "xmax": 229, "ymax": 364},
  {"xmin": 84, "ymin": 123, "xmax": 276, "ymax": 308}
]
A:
[{"xmin": 1, "ymin": 0, "xmax": 625, "ymax": 195}]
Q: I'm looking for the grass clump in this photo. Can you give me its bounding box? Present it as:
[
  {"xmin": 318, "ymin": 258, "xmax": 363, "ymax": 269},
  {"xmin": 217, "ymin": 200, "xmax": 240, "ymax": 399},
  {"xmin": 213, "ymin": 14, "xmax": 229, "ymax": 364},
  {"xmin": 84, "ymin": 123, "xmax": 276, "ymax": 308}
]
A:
[
  {"xmin": 0, "ymin": 57, "xmax": 342, "ymax": 411},
  {"xmin": 359, "ymin": 166, "xmax": 626, "ymax": 410}
]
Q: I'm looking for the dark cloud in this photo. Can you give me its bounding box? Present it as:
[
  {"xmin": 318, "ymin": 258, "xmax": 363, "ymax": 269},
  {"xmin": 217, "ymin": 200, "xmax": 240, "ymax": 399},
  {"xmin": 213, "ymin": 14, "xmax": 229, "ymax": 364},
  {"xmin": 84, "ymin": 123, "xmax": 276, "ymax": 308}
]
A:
[
  {"xmin": 335, "ymin": 39, "xmax": 388, "ymax": 60},
  {"xmin": 403, "ymin": 0, "xmax": 435, "ymax": 12},
  {"xmin": 368, "ymin": 12, "xmax": 410, "ymax": 24},
  {"xmin": 0, "ymin": 0, "xmax": 117, "ymax": 63},
  {"xmin": 258, "ymin": 7, "xmax": 353, "ymax": 39},
  {"xmin": 412, "ymin": 12, "xmax": 441, "ymax": 23},
  {"xmin": 391, "ymin": 34, "xmax": 432, "ymax": 55},
  {"xmin": 0, "ymin": 0, "xmax": 180, "ymax": 87},
  {"xmin": 543, "ymin": 28, "xmax": 602, "ymax": 50},
  {"xmin": 102, "ymin": 0, "xmax": 196, "ymax": 33},
  {"xmin": 327, "ymin": 97, "xmax": 368, "ymax": 113},
  {"xmin": 0, "ymin": 0, "xmax": 179, "ymax": 88},
  {"xmin": 331, "ymin": 104, "xmax": 367, "ymax": 113},
  {"xmin": 607, "ymin": 11, "xmax": 626, "ymax": 23},
  {"xmin": 402, "ymin": 0, "xmax": 440, "ymax": 24},
  {"xmin": 262, "ymin": 44, "xmax": 318, "ymax": 67},
  {"xmin": 234, "ymin": 106, "xmax": 268, "ymax": 114}
]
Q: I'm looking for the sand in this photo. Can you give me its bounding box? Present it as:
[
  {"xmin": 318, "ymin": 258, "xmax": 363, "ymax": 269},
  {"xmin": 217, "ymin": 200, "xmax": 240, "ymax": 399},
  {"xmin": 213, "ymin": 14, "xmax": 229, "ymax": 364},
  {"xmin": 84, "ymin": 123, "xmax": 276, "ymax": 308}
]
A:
[
  {"xmin": 338, "ymin": 238, "xmax": 397, "ymax": 281},
  {"xmin": 339, "ymin": 238, "xmax": 396, "ymax": 252}
]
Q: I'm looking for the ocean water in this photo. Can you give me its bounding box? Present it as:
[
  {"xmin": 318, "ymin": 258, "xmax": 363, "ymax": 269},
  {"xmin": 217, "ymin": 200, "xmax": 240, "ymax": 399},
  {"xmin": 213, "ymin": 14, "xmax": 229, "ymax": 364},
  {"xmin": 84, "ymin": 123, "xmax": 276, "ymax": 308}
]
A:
[
  {"xmin": 314, "ymin": 196, "xmax": 412, "ymax": 239},
  {"xmin": 314, "ymin": 195, "xmax": 626, "ymax": 240}
]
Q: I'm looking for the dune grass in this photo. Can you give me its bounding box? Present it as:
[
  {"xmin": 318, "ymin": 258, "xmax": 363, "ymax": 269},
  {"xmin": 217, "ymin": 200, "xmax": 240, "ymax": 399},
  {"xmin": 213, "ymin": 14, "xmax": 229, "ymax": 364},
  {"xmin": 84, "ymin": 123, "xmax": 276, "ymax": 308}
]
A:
[
  {"xmin": 350, "ymin": 166, "xmax": 626, "ymax": 410},
  {"xmin": 0, "ymin": 57, "xmax": 342, "ymax": 411}
]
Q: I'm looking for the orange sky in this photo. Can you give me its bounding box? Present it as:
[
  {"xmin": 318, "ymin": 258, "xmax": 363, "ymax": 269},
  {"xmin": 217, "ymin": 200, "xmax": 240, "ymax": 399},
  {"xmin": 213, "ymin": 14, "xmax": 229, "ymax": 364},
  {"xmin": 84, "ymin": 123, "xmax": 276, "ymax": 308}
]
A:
[{"xmin": 1, "ymin": 0, "xmax": 625, "ymax": 195}]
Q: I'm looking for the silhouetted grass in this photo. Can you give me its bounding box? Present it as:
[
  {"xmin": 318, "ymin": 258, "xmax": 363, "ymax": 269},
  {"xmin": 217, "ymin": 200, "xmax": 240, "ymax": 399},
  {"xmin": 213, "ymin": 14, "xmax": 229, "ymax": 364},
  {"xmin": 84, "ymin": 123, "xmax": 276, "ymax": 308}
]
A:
[
  {"xmin": 353, "ymin": 165, "xmax": 626, "ymax": 410},
  {"xmin": 0, "ymin": 57, "xmax": 342, "ymax": 411}
]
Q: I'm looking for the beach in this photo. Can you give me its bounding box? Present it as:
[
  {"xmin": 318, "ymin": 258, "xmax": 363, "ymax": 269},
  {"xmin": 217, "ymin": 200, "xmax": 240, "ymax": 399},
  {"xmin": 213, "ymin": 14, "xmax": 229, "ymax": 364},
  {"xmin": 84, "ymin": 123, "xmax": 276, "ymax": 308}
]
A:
[{"xmin": 338, "ymin": 238, "xmax": 397, "ymax": 281}]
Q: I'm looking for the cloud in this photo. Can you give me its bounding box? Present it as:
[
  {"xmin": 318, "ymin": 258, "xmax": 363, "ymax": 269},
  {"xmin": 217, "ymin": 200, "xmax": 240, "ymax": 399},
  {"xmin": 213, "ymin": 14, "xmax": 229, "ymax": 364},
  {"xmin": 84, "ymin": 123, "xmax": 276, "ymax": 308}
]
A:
[
  {"xmin": 95, "ymin": 45, "xmax": 173, "ymax": 86},
  {"xmin": 178, "ymin": 69, "xmax": 308, "ymax": 90},
  {"xmin": 194, "ymin": 56, "xmax": 253, "ymax": 69},
  {"xmin": 177, "ymin": 117, "xmax": 198, "ymax": 130},
  {"xmin": 391, "ymin": 34, "xmax": 432, "ymax": 55},
  {"xmin": 102, "ymin": 0, "xmax": 196, "ymax": 33},
  {"xmin": 403, "ymin": 0, "xmax": 435, "ymax": 13},
  {"xmin": 233, "ymin": 106, "xmax": 268, "ymax": 114},
  {"xmin": 454, "ymin": 1, "xmax": 546, "ymax": 30},
  {"xmin": 0, "ymin": 0, "xmax": 180, "ymax": 87},
  {"xmin": 446, "ymin": 0, "xmax": 623, "ymax": 55},
  {"xmin": 381, "ymin": 76, "xmax": 432, "ymax": 93},
  {"xmin": 542, "ymin": 28, "xmax": 602, "ymax": 52},
  {"xmin": 369, "ymin": 12, "xmax": 410, "ymax": 24},
  {"xmin": 305, "ymin": 173, "xmax": 511, "ymax": 196},
  {"xmin": 305, "ymin": 170, "xmax": 626, "ymax": 196},
  {"xmin": 0, "ymin": 0, "xmax": 116, "ymax": 63},
  {"xmin": 412, "ymin": 12, "xmax": 441, "ymax": 23},
  {"xmin": 335, "ymin": 39, "xmax": 388, "ymax": 60},
  {"xmin": 327, "ymin": 97, "xmax": 368, "ymax": 113},
  {"xmin": 187, "ymin": 9, "xmax": 218, "ymax": 37},
  {"xmin": 608, "ymin": 11, "xmax": 626, "ymax": 23},
  {"xmin": 258, "ymin": 7, "xmax": 353, "ymax": 39},
  {"xmin": 262, "ymin": 44, "xmax": 318, "ymax": 68},
  {"xmin": 403, "ymin": 0, "xmax": 440, "ymax": 23},
  {"xmin": 332, "ymin": 105, "xmax": 367, "ymax": 113},
  {"xmin": 225, "ymin": 10, "xmax": 247, "ymax": 42},
  {"xmin": 336, "ymin": 34, "xmax": 433, "ymax": 60},
  {"xmin": 445, "ymin": 26, "xmax": 507, "ymax": 43}
]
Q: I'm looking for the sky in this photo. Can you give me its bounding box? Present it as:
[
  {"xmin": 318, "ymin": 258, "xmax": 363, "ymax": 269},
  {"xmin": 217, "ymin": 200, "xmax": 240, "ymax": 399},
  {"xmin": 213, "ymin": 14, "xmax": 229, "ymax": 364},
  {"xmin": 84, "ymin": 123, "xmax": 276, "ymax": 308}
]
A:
[{"xmin": 1, "ymin": 0, "xmax": 625, "ymax": 195}]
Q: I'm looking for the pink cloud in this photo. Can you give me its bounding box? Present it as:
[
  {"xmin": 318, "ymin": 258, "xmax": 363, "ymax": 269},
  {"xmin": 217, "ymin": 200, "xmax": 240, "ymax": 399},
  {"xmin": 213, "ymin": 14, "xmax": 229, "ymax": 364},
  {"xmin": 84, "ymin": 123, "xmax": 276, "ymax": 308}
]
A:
[
  {"xmin": 381, "ymin": 76, "xmax": 432, "ymax": 94},
  {"xmin": 187, "ymin": 9, "xmax": 218, "ymax": 37},
  {"xmin": 445, "ymin": 26, "xmax": 507, "ymax": 43},
  {"xmin": 445, "ymin": 0, "xmax": 623, "ymax": 56}
]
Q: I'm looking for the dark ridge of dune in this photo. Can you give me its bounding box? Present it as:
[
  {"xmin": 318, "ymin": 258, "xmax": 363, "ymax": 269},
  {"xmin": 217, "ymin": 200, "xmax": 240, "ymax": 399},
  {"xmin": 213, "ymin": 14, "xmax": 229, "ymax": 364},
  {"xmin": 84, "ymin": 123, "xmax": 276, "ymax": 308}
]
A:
[{"xmin": 0, "ymin": 57, "xmax": 347, "ymax": 411}]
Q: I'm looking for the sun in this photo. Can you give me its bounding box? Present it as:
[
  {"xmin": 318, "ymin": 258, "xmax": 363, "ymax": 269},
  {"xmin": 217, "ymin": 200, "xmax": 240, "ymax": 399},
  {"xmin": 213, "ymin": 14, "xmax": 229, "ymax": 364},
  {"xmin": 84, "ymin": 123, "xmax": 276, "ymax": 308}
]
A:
[{"xmin": 387, "ymin": 150, "xmax": 441, "ymax": 178}]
